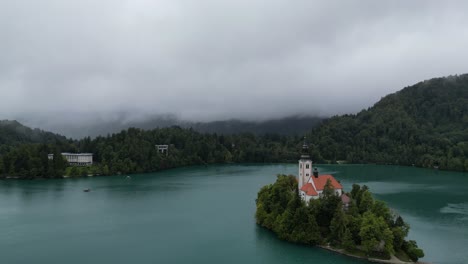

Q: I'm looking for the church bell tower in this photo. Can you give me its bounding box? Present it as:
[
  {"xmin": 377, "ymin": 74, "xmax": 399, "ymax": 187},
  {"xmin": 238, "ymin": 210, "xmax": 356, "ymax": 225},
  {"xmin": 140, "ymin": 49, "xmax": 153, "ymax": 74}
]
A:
[{"xmin": 298, "ymin": 138, "xmax": 313, "ymax": 190}]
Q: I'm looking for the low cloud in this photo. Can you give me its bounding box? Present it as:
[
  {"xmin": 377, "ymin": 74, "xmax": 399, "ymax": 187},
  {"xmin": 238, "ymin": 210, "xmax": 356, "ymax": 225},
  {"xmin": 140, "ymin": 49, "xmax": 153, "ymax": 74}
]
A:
[{"xmin": 1, "ymin": 0, "xmax": 468, "ymax": 125}]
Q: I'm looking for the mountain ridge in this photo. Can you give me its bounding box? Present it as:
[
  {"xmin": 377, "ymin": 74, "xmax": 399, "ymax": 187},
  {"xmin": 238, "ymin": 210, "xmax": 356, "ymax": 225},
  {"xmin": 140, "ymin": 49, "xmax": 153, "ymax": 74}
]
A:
[
  {"xmin": 307, "ymin": 74, "xmax": 468, "ymax": 171},
  {"xmin": 1, "ymin": 73, "xmax": 467, "ymax": 175}
]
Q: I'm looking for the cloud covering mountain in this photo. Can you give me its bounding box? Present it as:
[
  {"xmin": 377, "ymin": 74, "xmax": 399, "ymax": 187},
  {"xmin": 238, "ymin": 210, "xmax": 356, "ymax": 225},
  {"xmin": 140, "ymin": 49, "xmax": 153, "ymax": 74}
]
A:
[{"xmin": 1, "ymin": 0, "xmax": 468, "ymax": 126}]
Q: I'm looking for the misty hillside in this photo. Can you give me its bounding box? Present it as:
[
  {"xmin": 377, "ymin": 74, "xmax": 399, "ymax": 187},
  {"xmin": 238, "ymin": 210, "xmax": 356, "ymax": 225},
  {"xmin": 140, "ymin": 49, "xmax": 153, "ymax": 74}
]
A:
[
  {"xmin": 307, "ymin": 74, "xmax": 468, "ymax": 171},
  {"xmin": 27, "ymin": 115, "xmax": 323, "ymax": 139},
  {"xmin": 189, "ymin": 116, "xmax": 323, "ymax": 135},
  {"xmin": 0, "ymin": 120, "xmax": 69, "ymax": 149},
  {"xmin": 1, "ymin": 74, "xmax": 468, "ymax": 173}
]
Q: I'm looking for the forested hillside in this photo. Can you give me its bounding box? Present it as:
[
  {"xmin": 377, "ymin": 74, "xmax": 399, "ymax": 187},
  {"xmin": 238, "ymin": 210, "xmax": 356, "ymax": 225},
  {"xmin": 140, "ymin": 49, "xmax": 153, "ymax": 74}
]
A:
[
  {"xmin": 307, "ymin": 74, "xmax": 468, "ymax": 171},
  {"xmin": 190, "ymin": 116, "xmax": 323, "ymax": 136},
  {"xmin": 0, "ymin": 120, "xmax": 69, "ymax": 153},
  {"xmin": 20, "ymin": 115, "xmax": 322, "ymax": 139},
  {"xmin": 1, "ymin": 74, "xmax": 467, "ymax": 178},
  {"xmin": 0, "ymin": 126, "xmax": 302, "ymax": 178},
  {"xmin": 74, "ymin": 127, "xmax": 301, "ymax": 176}
]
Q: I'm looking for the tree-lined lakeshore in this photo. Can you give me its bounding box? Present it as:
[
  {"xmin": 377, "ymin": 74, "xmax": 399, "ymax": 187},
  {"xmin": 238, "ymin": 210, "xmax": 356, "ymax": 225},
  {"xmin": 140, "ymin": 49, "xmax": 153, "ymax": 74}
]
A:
[
  {"xmin": 1, "ymin": 74, "xmax": 468, "ymax": 179},
  {"xmin": 255, "ymin": 175, "xmax": 424, "ymax": 263}
]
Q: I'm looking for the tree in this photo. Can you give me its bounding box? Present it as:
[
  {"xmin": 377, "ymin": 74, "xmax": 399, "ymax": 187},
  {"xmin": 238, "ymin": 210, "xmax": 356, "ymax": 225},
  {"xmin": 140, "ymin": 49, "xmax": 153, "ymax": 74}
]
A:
[
  {"xmin": 329, "ymin": 206, "xmax": 348, "ymax": 245},
  {"xmin": 392, "ymin": 215, "xmax": 410, "ymax": 250},
  {"xmin": 304, "ymin": 214, "xmax": 321, "ymax": 245},
  {"xmin": 359, "ymin": 190, "xmax": 374, "ymax": 214},
  {"xmin": 80, "ymin": 167, "xmax": 88, "ymax": 177},
  {"xmin": 350, "ymin": 184, "xmax": 361, "ymax": 200},
  {"xmin": 69, "ymin": 166, "xmax": 79, "ymax": 177},
  {"xmin": 402, "ymin": 240, "xmax": 425, "ymax": 261},
  {"xmin": 52, "ymin": 149, "xmax": 67, "ymax": 178},
  {"xmin": 372, "ymin": 200, "xmax": 392, "ymax": 225},
  {"xmin": 342, "ymin": 228, "xmax": 355, "ymax": 251},
  {"xmin": 359, "ymin": 212, "xmax": 394, "ymax": 256},
  {"xmin": 255, "ymin": 174, "xmax": 424, "ymax": 262}
]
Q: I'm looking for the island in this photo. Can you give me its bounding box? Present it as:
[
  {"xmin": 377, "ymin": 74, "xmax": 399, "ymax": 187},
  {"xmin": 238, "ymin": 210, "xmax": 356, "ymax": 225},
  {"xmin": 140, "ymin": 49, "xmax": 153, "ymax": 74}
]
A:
[
  {"xmin": 255, "ymin": 144, "xmax": 425, "ymax": 263},
  {"xmin": 256, "ymin": 175, "xmax": 425, "ymax": 262}
]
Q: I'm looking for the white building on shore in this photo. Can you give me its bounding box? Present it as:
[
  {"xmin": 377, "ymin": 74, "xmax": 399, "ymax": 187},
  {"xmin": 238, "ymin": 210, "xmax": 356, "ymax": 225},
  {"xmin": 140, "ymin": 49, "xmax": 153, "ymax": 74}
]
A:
[{"xmin": 48, "ymin": 153, "xmax": 93, "ymax": 166}]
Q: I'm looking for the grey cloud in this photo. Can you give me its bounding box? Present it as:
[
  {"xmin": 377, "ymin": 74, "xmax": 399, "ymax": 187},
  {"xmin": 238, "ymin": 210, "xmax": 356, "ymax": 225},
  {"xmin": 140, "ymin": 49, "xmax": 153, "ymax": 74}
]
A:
[{"xmin": 1, "ymin": 0, "xmax": 468, "ymax": 125}]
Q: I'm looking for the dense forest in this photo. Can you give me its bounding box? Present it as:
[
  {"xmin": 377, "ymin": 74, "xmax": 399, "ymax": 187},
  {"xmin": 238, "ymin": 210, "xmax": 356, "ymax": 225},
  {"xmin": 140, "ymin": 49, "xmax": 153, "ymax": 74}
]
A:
[
  {"xmin": 1, "ymin": 74, "xmax": 467, "ymax": 178},
  {"xmin": 0, "ymin": 125, "xmax": 303, "ymax": 178},
  {"xmin": 189, "ymin": 116, "xmax": 323, "ymax": 136},
  {"xmin": 307, "ymin": 74, "xmax": 468, "ymax": 171},
  {"xmin": 255, "ymin": 175, "xmax": 424, "ymax": 261},
  {"xmin": 0, "ymin": 120, "xmax": 69, "ymax": 148}
]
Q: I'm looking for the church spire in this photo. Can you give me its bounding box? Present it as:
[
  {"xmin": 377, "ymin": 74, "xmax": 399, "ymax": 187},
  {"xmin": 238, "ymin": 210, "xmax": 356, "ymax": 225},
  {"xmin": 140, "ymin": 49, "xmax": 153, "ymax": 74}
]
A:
[{"xmin": 301, "ymin": 136, "xmax": 310, "ymax": 159}]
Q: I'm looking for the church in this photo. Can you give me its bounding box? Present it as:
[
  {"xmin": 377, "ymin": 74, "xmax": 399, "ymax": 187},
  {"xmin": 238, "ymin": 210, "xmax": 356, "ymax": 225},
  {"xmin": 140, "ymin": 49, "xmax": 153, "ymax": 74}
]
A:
[{"xmin": 298, "ymin": 141, "xmax": 343, "ymax": 202}]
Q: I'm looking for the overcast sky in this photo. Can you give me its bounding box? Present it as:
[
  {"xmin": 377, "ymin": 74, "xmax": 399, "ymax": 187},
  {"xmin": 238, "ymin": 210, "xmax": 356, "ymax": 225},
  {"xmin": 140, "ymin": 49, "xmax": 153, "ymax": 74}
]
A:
[{"xmin": 1, "ymin": 0, "xmax": 468, "ymax": 124}]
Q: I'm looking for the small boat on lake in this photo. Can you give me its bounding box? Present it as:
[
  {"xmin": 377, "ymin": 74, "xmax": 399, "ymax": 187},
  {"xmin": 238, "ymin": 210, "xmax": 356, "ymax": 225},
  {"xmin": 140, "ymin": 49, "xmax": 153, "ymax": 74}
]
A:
[{"xmin": 83, "ymin": 188, "xmax": 91, "ymax": 192}]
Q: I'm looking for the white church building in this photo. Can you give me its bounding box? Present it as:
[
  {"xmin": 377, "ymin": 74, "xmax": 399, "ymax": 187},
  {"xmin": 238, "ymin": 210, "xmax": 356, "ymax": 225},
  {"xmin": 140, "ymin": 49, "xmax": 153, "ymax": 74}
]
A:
[{"xmin": 298, "ymin": 141, "xmax": 343, "ymax": 202}]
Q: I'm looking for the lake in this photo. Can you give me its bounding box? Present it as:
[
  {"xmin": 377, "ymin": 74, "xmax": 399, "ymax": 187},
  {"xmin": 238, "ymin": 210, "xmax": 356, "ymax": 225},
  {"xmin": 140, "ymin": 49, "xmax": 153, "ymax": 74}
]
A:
[{"xmin": 0, "ymin": 164, "xmax": 467, "ymax": 264}]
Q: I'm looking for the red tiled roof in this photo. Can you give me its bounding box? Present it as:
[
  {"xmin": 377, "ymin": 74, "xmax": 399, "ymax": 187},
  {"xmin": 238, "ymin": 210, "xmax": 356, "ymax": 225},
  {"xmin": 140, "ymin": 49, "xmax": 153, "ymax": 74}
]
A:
[
  {"xmin": 311, "ymin": 174, "xmax": 343, "ymax": 190},
  {"xmin": 300, "ymin": 183, "xmax": 318, "ymax": 196}
]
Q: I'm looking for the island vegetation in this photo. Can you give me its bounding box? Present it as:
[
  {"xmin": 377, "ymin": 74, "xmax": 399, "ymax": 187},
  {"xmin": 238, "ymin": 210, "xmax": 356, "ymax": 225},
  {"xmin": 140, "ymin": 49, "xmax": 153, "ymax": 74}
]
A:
[{"xmin": 255, "ymin": 175, "xmax": 424, "ymax": 262}]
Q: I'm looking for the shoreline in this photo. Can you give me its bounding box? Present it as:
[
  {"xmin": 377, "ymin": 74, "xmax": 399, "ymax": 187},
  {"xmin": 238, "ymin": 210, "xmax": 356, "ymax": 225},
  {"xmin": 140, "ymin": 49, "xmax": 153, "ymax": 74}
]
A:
[
  {"xmin": 317, "ymin": 244, "xmax": 429, "ymax": 264},
  {"xmin": 1, "ymin": 162, "xmax": 463, "ymax": 180}
]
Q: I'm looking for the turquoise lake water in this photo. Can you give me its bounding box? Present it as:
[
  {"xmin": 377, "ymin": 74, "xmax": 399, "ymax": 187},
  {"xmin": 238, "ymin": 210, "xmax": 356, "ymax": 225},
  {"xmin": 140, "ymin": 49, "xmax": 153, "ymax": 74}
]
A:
[{"xmin": 0, "ymin": 164, "xmax": 467, "ymax": 264}]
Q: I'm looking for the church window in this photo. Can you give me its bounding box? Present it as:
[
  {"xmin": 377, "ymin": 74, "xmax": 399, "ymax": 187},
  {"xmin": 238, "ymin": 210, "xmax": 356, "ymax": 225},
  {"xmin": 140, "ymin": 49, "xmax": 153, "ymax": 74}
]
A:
[
  {"xmin": 306, "ymin": 164, "xmax": 309, "ymax": 169},
  {"xmin": 300, "ymin": 164, "xmax": 302, "ymax": 168},
  {"xmin": 306, "ymin": 173, "xmax": 309, "ymax": 177}
]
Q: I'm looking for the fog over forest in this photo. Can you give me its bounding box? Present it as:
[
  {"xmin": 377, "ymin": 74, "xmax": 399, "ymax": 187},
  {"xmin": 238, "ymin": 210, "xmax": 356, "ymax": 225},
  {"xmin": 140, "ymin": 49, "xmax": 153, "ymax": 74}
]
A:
[{"xmin": 1, "ymin": 1, "xmax": 468, "ymax": 133}]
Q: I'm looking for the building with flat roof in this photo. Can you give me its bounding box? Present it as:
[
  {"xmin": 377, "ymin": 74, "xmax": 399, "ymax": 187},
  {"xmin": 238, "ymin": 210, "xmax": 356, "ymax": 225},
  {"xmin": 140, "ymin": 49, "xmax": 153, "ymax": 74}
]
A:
[
  {"xmin": 155, "ymin": 145, "xmax": 169, "ymax": 155},
  {"xmin": 48, "ymin": 153, "xmax": 93, "ymax": 166}
]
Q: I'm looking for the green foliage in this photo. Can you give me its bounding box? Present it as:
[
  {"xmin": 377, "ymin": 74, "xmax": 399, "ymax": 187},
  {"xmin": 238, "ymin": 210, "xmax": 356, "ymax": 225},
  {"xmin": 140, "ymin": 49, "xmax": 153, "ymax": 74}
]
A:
[
  {"xmin": 350, "ymin": 184, "xmax": 361, "ymax": 200},
  {"xmin": 359, "ymin": 212, "xmax": 394, "ymax": 256},
  {"xmin": 0, "ymin": 126, "xmax": 304, "ymax": 178},
  {"xmin": 78, "ymin": 127, "xmax": 304, "ymax": 175},
  {"xmin": 256, "ymin": 181, "xmax": 424, "ymax": 261},
  {"xmin": 329, "ymin": 207, "xmax": 348, "ymax": 245},
  {"xmin": 0, "ymin": 144, "xmax": 67, "ymax": 179},
  {"xmin": 256, "ymin": 174, "xmax": 321, "ymax": 245},
  {"xmin": 2, "ymin": 74, "xmax": 468, "ymax": 178},
  {"xmin": 402, "ymin": 240, "xmax": 425, "ymax": 262},
  {"xmin": 359, "ymin": 190, "xmax": 374, "ymax": 214},
  {"xmin": 342, "ymin": 228, "xmax": 355, "ymax": 251},
  {"xmin": 69, "ymin": 166, "xmax": 79, "ymax": 177},
  {"xmin": 306, "ymin": 74, "xmax": 468, "ymax": 171},
  {"xmin": 0, "ymin": 120, "xmax": 69, "ymax": 149}
]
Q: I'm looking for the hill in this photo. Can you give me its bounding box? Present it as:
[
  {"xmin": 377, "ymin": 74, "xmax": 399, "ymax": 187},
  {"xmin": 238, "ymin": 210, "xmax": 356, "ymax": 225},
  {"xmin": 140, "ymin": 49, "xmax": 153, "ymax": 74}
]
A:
[
  {"xmin": 0, "ymin": 120, "xmax": 69, "ymax": 148},
  {"xmin": 2, "ymin": 74, "xmax": 468, "ymax": 176},
  {"xmin": 307, "ymin": 74, "xmax": 468, "ymax": 171},
  {"xmin": 20, "ymin": 115, "xmax": 323, "ymax": 139},
  {"xmin": 190, "ymin": 116, "xmax": 323, "ymax": 136}
]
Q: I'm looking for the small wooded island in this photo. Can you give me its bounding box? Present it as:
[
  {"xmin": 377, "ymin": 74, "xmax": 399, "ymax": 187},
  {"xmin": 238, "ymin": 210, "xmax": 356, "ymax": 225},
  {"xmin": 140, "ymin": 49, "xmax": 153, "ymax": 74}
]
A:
[{"xmin": 255, "ymin": 143, "xmax": 425, "ymax": 263}]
